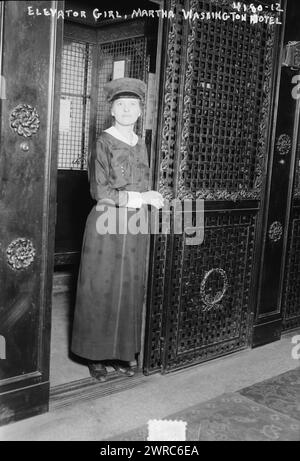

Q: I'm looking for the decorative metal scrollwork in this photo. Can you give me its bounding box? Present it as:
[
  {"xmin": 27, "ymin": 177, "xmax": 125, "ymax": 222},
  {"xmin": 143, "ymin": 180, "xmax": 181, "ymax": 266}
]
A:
[
  {"xmin": 10, "ymin": 104, "xmax": 40, "ymax": 138},
  {"xmin": 276, "ymin": 134, "xmax": 292, "ymax": 156},
  {"xmin": 158, "ymin": 0, "xmax": 182, "ymax": 200},
  {"xmin": 6, "ymin": 238, "xmax": 36, "ymax": 270},
  {"xmin": 268, "ymin": 221, "xmax": 283, "ymax": 242},
  {"xmin": 200, "ymin": 268, "xmax": 229, "ymax": 312}
]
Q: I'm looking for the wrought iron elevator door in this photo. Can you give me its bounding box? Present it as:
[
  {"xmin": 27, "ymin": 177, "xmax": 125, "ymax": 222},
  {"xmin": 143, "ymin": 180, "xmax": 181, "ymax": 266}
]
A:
[{"xmin": 144, "ymin": 0, "xmax": 284, "ymax": 373}]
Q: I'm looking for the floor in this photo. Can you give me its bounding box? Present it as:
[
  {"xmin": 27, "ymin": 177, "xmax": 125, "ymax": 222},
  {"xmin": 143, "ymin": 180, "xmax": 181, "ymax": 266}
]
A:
[
  {"xmin": 50, "ymin": 290, "xmax": 137, "ymax": 387},
  {"xmin": 50, "ymin": 290, "xmax": 89, "ymax": 386},
  {"xmin": 1, "ymin": 330, "xmax": 299, "ymax": 441},
  {"xmin": 113, "ymin": 367, "xmax": 300, "ymax": 441}
]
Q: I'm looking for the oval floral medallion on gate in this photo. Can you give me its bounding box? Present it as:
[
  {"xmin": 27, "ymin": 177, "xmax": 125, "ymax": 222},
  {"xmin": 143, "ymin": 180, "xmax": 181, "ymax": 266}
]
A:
[{"xmin": 200, "ymin": 268, "xmax": 229, "ymax": 312}]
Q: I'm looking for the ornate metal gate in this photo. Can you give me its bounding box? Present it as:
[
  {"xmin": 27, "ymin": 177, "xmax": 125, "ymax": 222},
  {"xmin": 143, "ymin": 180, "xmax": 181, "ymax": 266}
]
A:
[{"xmin": 144, "ymin": 0, "xmax": 283, "ymax": 373}]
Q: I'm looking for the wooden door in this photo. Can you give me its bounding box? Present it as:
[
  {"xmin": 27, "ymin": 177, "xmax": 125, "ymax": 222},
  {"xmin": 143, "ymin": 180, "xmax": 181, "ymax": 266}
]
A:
[
  {"xmin": 0, "ymin": 1, "xmax": 63, "ymax": 425},
  {"xmin": 253, "ymin": 0, "xmax": 300, "ymax": 345},
  {"xmin": 280, "ymin": 1, "xmax": 300, "ymax": 333}
]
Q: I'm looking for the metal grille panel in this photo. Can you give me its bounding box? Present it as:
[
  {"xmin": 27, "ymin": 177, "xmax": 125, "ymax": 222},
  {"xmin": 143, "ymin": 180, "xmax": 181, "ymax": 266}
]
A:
[
  {"xmin": 158, "ymin": 0, "xmax": 277, "ymax": 200},
  {"xmin": 58, "ymin": 40, "xmax": 93, "ymax": 170},
  {"xmin": 179, "ymin": 0, "xmax": 276, "ymax": 200},
  {"xmin": 145, "ymin": 234, "xmax": 170, "ymax": 373},
  {"xmin": 58, "ymin": 36, "xmax": 147, "ymax": 170},
  {"xmin": 96, "ymin": 37, "xmax": 147, "ymax": 136},
  {"xmin": 163, "ymin": 211, "xmax": 255, "ymax": 370}
]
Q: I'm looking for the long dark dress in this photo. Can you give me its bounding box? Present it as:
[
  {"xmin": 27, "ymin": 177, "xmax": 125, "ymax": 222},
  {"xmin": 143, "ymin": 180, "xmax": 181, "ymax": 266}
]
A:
[{"xmin": 71, "ymin": 131, "xmax": 150, "ymax": 362}]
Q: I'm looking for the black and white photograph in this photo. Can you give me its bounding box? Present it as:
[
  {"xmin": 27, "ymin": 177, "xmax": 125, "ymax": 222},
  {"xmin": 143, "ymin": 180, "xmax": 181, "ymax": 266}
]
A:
[{"xmin": 0, "ymin": 0, "xmax": 300, "ymax": 444}]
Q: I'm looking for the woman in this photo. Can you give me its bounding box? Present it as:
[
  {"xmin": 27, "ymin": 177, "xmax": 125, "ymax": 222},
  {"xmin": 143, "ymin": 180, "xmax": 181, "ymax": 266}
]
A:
[{"xmin": 71, "ymin": 77, "xmax": 164, "ymax": 381}]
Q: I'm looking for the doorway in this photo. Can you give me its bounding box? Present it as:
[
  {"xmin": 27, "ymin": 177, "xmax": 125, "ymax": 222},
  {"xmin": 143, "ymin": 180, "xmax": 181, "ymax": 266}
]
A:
[{"xmin": 50, "ymin": 0, "xmax": 161, "ymax": 389}]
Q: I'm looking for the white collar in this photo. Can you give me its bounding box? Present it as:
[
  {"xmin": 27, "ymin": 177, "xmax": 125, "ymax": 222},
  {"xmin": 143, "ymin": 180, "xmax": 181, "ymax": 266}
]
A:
[{"xmin": 104, "ymin": 126, "xmax": 138, "ymax": 147}]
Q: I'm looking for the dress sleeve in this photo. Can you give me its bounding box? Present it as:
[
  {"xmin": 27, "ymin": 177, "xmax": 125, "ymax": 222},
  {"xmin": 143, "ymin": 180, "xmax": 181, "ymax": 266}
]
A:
[{"xmin": 89, "ymin": 137, "xmax": 144, "ymax": 208}]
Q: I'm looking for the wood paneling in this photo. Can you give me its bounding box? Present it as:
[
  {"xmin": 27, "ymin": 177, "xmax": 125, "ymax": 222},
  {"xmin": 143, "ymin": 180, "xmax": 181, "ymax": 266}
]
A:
[{"xmin": 0, "ymin": 1, "xmax": 63, "ymax": 425}]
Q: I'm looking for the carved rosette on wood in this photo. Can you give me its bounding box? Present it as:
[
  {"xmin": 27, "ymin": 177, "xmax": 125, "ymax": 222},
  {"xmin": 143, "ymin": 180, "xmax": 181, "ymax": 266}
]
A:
[
  {"xmin": 6, "ymin": 238, "xmax": 36, "ymax": 270},
  {"xmin": 268, "ymin": 221, "xmax": 283, "ymax": 243},
  {"xmin": 10, "ymin": 104, "xmax": 40, "ymax": 138},
  {"xmin": 200, "ymin": 268, "xmax": 229, "ymax": 312},
  {"xmin": 276, "ymin": 134, "xmax": 292, "ymax": 156}
]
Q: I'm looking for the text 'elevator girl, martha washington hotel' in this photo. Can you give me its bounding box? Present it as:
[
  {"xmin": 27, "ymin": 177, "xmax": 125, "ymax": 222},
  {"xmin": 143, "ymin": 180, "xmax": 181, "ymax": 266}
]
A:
[{"xmin": 0, "ymin": 0, "xmax": 300, "ymax": 429}]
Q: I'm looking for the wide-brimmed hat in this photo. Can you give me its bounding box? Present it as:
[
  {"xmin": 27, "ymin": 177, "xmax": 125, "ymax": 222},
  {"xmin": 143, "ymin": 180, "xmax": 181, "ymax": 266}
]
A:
[{"xmin": 104, "ymin": 77, "xmax": 146, "ymax": 102}]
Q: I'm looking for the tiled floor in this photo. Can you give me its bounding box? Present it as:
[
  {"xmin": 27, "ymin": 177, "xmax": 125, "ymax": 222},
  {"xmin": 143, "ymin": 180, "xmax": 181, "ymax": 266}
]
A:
[
  {"xmin": 112, "ymin": 368, "xmax": 300, "ymax": 441},
  {"xmin": 1, "ymin": 330, "xmax": 299, "ymax": 441}
]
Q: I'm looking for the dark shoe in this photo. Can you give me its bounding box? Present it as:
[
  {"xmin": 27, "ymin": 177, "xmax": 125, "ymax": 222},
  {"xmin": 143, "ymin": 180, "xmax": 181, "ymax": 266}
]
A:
[
  {"xmin": 111, "ymin": 362, "xmax": 135, "ymax": 377},
  {"xmin": 88, "ymin": 362, "xmax": 107, "ymax": 382}
]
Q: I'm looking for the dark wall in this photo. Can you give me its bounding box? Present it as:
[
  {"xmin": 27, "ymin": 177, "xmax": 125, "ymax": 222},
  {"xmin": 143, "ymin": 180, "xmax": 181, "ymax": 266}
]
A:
[
  {"xmin": 285, "ymin": 0, "xmax": 300, "ymax": 42},
  {"xmin": 55, "ymin": 170, "xmax": 94, "ymax": 257}
]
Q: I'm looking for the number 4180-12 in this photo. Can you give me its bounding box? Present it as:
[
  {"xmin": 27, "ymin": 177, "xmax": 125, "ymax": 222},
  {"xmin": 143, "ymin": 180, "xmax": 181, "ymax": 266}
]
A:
[{"xmin": 232, "ymin": 2, "xmax": 283, "ymax": 13}]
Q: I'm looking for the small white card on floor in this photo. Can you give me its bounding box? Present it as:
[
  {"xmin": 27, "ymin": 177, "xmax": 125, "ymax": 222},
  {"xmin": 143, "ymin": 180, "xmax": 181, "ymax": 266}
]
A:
[{"xmin": 147, "ymin": 419, "xmax": 187, "ymax": 441}]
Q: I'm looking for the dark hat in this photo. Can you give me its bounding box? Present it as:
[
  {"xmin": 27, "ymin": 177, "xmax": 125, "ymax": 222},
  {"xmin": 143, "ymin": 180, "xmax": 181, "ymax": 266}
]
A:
[{"xmin": 104, "ymin": 77, "xmax": 146, "ymax": 102}]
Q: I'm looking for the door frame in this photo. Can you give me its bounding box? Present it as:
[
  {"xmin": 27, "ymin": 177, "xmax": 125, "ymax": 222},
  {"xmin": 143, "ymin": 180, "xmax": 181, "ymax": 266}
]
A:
[{"xmin": 49, "ymin": 1, "xmax": 164, "ymax": 401}]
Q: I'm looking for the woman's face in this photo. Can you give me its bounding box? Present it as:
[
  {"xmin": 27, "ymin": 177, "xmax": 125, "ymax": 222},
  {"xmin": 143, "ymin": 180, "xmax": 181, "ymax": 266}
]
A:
[{"xmin": 111, "ymin": 97, "xmax": 141, "ymax": 126}]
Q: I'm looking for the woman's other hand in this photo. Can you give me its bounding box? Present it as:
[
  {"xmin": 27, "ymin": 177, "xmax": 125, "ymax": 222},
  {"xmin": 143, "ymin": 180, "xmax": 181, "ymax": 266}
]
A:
[{"xmin": 141, "ymin": 190, "xmax": 164, "ymax": 209}]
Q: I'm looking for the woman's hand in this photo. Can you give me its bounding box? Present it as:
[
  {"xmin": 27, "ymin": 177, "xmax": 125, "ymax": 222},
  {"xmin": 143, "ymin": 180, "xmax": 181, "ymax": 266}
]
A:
[{"xmin": 141, "ymin": 190, "xmax": 164, "ymax": 209}]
